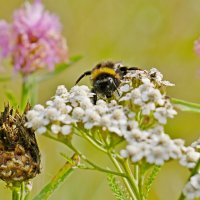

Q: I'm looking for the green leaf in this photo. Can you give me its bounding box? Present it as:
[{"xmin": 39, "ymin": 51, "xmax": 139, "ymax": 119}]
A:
[
  {"xmin": 5, "ymin": 90, "xmax": 18, "ymax": 109},
  {"xmin": 171, "ymin": 98, "xmax": 200, "ymax": 113},
  {"xmin": 20, "ymin": 78, "xmax": 31, "ymax": 111},
  {"xmin": 144, "ymin": 165, "xmax": 161, "ymax": 199},
  {"xmin": 69, "ymin": 55, "xmax": 83, "ymax": 62},
  {"xmin": 33, "ymin": 154, "xmax": 80, "ymax": 200},
  {"xmin": 35, "ymin": 55, "xmax": 82, "ymax": 82},
  {"xmin": 107, "ymin": 174, "xmax": 130, "ymax": 200},
  {"xmin": 191, "ymin": 158, "xmax": 200, "ymax": 177}
]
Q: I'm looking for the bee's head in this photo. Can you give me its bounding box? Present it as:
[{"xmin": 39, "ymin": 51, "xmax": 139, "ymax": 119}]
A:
[{"xmin": 93, "ymin": 75, "xmax": 120, "ymax": 98}]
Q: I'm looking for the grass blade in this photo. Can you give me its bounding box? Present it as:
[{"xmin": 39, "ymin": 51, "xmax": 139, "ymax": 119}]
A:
[
  {"xmin": 171, "ymin": 98, "xmax": 200, "ymax": 113},
  {"xmin": 33, "ymin": 154, "xmax": 80, "ymax": 200},
  {"xmin": 5, "ymin": 90, "xmax": 18, "ymax": 109}
]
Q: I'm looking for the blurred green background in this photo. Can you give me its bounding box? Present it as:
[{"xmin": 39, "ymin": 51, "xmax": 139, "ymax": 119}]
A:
[{"xmin": 0, "ymin": 0, "xmax": 200, "ymax": 199}]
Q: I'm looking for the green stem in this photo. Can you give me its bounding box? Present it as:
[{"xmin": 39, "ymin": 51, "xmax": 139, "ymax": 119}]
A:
[
  {"xmin": 108, "ymin": 151, "xmax": 137, "ymax": 200},
  {"xmin": 21, "ymin": 77, "xmax": 29, "ymax": 111},
  {"xmin": 134, "ymin": 164, "xmax": 139, "ymax": 183},
  {"xmin": 12, "ymin": 182, "xmax": 30, "ymax": 200},
  {"xmin": 74, "ymin": 127, "xmax": 107, "ymax": 153},
  {"xmin": 45, "ymin": 133, "xmax": 126, "ymax": 178},
  {"xmin": 65, "ymin": 142, "xmax": 127, "ymax": 178},
  {"xmin": 29, "ymin": 76, "xmax": 38, "ymax": 106},
  {"xmin": 121, "ymin": 159, "xmax": 141, "ymax": 200},
  {"xmin": 82, "ymin": 157, "xmax": 127, "ymax": 178},
  {"xmin": 33, "ymin": 154, "xmax": 79, "ymax": 200},
  {"xmin": 171, "ymin": 98, "xmax": 200, "ymax": 113},
  {"xmin": 47, "ymin": 131, "xmax": 140, "ymax": 199},
  {"xmin": 20, "ymin": 183, "xmax": 25, "ymax": 200},
  {"xmin": 21, "ymin": 75, "xmax": 38, "ymax": 111},
  {"xmin": 12, "ymin": 184, "xmax": 21, "ymax": 200},
  {"xmin": 22, "ymin": 182, "xmax": 31, "ymax": 200}
]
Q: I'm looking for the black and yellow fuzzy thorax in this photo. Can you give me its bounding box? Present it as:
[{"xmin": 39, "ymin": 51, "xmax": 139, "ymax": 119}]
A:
[
  {"xmin": 91, "ymin": 62, "xmax": 122, "ymax": 98},
  {"xmin": 91, "ymin": 66, "xmax": 121, "ymax": 81}
]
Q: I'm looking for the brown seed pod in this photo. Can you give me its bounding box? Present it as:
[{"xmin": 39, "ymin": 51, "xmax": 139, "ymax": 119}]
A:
[{"xmin": 0, "ymin": 104, "xmax": 40, "ymax": 183}]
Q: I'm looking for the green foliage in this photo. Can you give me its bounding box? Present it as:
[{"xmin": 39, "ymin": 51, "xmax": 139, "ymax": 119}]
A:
[
  {"xmin": 33, "ymin": 154, "xmax": 79, "ymax": 200},
  {"xmin": 5, "ymin": 90, "xmax": 18, "ymax": 109},
  {"xmin": 144, "ymin": 165, "xmax": 161, "ymax": 199},
  {"xmin": 172, "ymin": 98, "xmax": 200, "ymax": 113},
  {"xmin": 107, "ymin": 174, "xmax": 131, "ymax": 200}
]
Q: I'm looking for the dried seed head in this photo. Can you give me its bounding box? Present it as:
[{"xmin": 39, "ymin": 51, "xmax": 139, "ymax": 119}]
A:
[{"xmin": 0, "ymin": 104, "xmax": 40, "ymax": 183}]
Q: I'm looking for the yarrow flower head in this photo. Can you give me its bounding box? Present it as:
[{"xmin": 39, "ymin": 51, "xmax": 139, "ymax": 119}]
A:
[
  {"xmin": 0, "ymin": 0, "xmax": 68, "ymax": 75},
  {"xmin": 179, "ymin": 146, "xmax": 200, "ymax": 169},
  {"xmin": 25, "ymin": 66, "xmax": 185, "ymax": 166},
  {"xmin": 119, "ymin": 68, "xmax": 176, "ymax": 125},
  {"xmin": 120, "ymin": 125, "xmax": 184, "ymax": 165},
  {"xmin": 183, "ymin": 173, "xmax": 200, "ymax": 200}
]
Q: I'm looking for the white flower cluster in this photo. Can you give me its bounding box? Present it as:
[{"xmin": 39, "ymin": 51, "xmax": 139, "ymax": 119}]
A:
[
  {"xmin": 192, "ymin": 137, "xmax": 200, "ymax": 151},
  {"xmin": 26, "ymin": 85, "xmax": 134, "ymax": 137},
  {"xmin": 25, "ymin": 68, "xmax": 182, "ymax": 166},
  {"xmin": 179, "ymin": 146, "xmax": 200, "ymax": 169},
  {"xmin": 123, "ymin": 68, "xmax": 174, "ymax": 87},
  {"xmin": 73, "ymin": 98, "xmax": 132, "ymax": 136},
  {"xmin": 119, "ymin": 68, "xmax": 177, "ymax": 124},
  {"xmin": 120, "ymin": 125, "xmax": 184, "ymax": 165},
  {"xmin": 183, "ymin": 173, "xmax": 200, "ymax": 200},
  {"xmin": 121, "ymin": 124, "xmax": 200, "ymax": 166},
  {"xmin": 26, "ymin": 85, "xmax": 75, "ymax": 135}
]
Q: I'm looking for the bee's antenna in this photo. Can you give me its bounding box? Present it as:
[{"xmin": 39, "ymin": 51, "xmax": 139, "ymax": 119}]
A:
[{"xmin": 75, "ymin": 70, "xmax": 91, "ymax": 84}]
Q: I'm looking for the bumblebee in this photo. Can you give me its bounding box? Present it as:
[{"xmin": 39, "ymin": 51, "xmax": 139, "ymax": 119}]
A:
[{"xmin": 75, "ymin": 61, "xmax": 140, "ymax": 104}]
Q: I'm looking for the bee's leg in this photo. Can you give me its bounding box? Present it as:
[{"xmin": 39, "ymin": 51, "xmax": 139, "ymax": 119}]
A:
[
  {"xmin": 75, "ymin": 70, "xmax": 91, "ymax": 84},
  {"xmin": 91, "ymin": 88, "xmax": 97, "ymax": 104},
  {"xmin": 119, "ymin": 66, "xmax": 141, "ymax": 76},
  {"xmin": 111, "ymin": 79, "xmax": 120, "ymax": 97}
]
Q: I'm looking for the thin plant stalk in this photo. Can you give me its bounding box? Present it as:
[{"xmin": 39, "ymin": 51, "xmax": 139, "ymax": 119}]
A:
[
  {"xmin": 21, "ymin": 76, "xmax": 30, "ymax": 111},
  {"xmin": 44, "ymin": 132, "xmax": 127, "ymax": 178},
  {"xmin": 12, "ymin": 184, "xmax": 21, "ymax": 200},
  {"xmin": 171, "ymin": 98, "xmax": 200, "ymax": 113},
  {"xmin": 108, "ymin": 151, "xmax": 138, "ymax": 200},
  {"xmin": 12, "ymin": 182, "xmax": 30, "ymax": 200}
]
